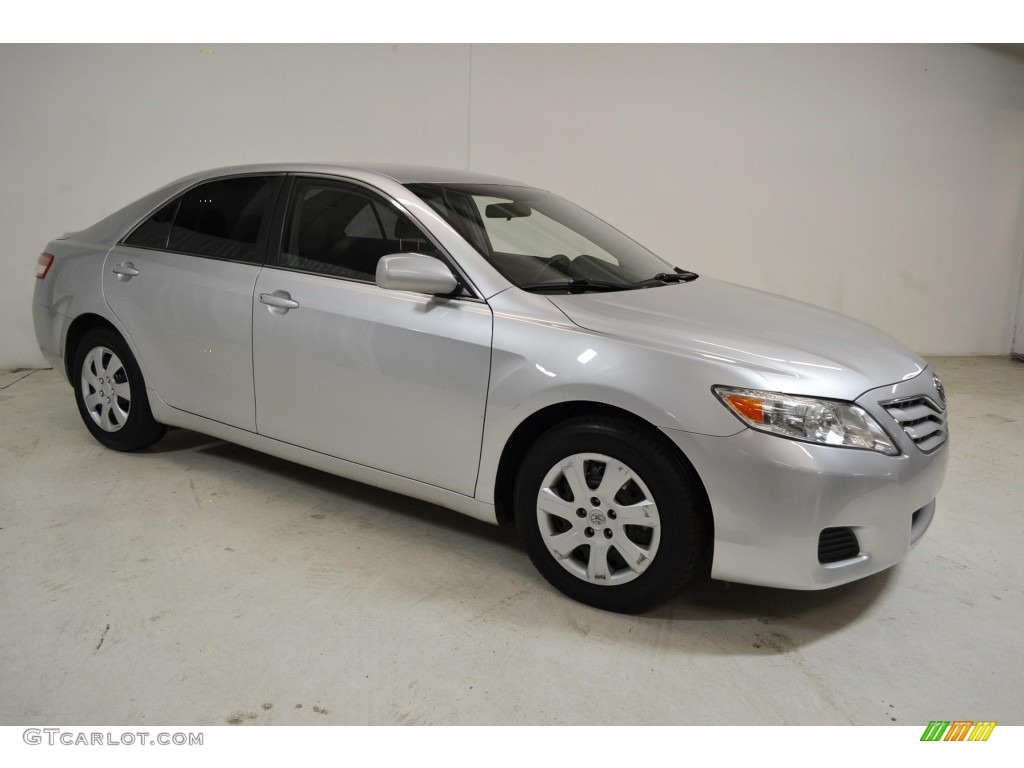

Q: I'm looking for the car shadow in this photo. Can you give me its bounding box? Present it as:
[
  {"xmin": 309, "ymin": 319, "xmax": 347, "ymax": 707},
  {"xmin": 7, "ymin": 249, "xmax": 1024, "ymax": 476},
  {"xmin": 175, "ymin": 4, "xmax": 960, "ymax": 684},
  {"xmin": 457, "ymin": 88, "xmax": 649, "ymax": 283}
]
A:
[
  {"xmin": 144, "ymin": 427, "xmax": 522, "ymax": 551},
  {"xmin": 591, "ymin": 568, "xmax": 899, "ymax": 657},
  {"xmin": 142, "ymin": 428, "xmax": 896, "ymax": 648},
  {"xmin": 660, "ymin": 566, "xmax": 894, "ymax": 625}
]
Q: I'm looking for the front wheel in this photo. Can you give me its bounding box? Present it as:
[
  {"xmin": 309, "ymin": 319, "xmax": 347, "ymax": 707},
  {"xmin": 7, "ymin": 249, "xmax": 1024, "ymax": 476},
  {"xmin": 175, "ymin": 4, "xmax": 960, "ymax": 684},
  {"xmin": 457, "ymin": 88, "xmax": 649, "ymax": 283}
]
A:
[
  {"xmin": 72, "ymin": 327, "xmax": 166, "ymax": 451},
  {"xmin": 514, "ymin": 417, "xmax": 706, "ymax": 612}
]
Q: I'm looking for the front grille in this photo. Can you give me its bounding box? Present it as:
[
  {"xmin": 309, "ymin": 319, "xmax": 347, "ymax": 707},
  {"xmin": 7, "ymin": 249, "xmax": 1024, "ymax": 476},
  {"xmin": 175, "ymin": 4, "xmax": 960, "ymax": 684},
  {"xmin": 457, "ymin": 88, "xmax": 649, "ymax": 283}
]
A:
[
  {"xmin": 818, "ymin": 527, "xmax": 860, "ymax": 564},
  {"xmin": 881, "ymin": 396, "xmax": 947, "ymax": 453}
]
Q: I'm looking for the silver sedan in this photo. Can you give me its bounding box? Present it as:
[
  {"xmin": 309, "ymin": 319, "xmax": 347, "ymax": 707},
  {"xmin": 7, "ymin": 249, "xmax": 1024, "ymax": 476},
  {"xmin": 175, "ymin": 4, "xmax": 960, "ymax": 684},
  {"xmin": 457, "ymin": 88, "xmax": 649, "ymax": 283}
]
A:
[{"xmin": 33, "ymin": 163, "xmax": 949, "ymax": 612}]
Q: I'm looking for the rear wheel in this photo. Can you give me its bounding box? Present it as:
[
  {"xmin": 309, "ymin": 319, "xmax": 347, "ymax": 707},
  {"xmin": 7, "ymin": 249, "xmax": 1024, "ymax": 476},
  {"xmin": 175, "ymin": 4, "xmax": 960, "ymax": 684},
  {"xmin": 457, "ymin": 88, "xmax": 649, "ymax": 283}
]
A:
[
  {"xmin": 514, "ymin": 417, "xmax": 706, "ymax": 612},
  {"xmin": 72, "ymin": 327, "xmax": 166, "ymax": 451}
]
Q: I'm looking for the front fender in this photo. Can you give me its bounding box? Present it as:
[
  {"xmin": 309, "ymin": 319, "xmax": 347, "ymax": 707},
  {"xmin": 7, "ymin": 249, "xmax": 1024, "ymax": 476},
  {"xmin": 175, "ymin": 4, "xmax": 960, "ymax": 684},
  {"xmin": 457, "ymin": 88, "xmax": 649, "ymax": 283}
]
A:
[{"xmin": 474, "ymin": 291, "xmax": 748, "ymax": 504}]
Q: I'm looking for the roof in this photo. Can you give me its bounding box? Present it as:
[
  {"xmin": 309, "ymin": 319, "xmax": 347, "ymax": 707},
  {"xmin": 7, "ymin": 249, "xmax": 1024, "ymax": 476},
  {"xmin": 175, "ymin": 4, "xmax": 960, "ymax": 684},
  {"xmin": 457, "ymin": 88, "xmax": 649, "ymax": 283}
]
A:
[{"xmin": 171, "ymin": 162, "xmax": 528, "ymax": 187}]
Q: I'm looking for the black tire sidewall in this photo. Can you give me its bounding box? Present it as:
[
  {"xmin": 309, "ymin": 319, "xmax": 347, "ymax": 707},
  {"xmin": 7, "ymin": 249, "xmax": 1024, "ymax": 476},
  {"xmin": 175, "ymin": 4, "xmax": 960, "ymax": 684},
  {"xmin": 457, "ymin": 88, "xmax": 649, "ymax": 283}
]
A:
[
  {"xmin": 72, "ymin": 327, "xmax": 164, "ymax": 451},
  {"xmin": 514, "ymin": 418, "xmax": 704, "ymax": 613}
]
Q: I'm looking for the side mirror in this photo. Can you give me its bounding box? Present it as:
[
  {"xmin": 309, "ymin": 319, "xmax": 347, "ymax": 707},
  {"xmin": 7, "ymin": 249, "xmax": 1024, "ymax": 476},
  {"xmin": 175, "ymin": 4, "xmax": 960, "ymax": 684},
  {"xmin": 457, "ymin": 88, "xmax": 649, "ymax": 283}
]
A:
[{"xmin": 376, "ymin": 253, "xmax": 460, "ymax": 296}]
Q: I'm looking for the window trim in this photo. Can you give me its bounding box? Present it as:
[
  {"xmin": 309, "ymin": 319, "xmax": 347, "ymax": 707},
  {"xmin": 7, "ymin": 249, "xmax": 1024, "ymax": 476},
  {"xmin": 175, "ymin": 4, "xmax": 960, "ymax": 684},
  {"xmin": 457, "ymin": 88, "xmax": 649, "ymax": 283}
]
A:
[
  {"xmin": 117, "ymin": 173, "xmax": 286, "ymax": 267},
  {"xmin": 265, "ymin": 173, "xmax": 484, "ymax": 302}
]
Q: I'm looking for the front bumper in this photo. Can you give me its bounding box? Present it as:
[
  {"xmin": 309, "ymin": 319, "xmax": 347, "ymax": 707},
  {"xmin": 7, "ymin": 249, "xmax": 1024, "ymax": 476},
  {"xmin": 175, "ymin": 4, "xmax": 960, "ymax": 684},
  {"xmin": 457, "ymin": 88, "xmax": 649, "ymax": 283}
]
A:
[{"xmin": 663, "ymin": 369, "xmax": 949, "ymax": 590}]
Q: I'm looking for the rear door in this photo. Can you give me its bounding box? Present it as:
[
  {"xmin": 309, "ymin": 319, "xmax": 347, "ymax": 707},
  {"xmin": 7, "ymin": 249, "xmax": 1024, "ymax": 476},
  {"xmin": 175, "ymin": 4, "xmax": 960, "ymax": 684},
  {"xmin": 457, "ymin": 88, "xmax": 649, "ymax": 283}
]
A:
[
  {"xmin": 103, "ymin": 175, "xmax": 282, "ymax": 432},
  {"xmin": 251, "ymin": 176, "xmax": 493, "ymax": 496}
]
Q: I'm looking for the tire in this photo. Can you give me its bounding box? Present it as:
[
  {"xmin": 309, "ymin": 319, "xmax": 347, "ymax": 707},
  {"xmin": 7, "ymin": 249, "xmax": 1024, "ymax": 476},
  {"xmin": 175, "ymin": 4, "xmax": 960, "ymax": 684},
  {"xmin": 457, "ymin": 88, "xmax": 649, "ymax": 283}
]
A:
[
  {"xmin": 72, "ymin": 327, "xmax": 166, "ymax": 451},
  {"xmin": 514, "ymin": 416, "xmax": 706, "ymax": 613}
]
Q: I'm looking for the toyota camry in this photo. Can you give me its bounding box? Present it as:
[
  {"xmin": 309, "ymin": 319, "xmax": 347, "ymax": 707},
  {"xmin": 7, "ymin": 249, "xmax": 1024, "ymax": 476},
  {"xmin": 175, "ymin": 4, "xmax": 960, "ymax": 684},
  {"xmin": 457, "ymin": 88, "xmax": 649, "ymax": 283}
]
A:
[{"xmin": 33, "ymin": 164, "xmax": 949, "ymax": 612}]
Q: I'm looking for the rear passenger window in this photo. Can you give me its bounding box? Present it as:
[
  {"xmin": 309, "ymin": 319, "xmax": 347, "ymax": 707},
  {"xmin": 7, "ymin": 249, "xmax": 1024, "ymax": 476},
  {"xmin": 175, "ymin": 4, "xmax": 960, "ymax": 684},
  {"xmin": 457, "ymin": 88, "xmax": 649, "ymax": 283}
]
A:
[
  {"xmin": 124, "ymin": 199, "xmax": 179, "ymax": 249},
  {"xmin": 167, "ymin": 177, "xmax": 277, "ymax": 262},
  {"xmin": 279, "ymin": 178, "xmax": 439, "ymax": 281}
]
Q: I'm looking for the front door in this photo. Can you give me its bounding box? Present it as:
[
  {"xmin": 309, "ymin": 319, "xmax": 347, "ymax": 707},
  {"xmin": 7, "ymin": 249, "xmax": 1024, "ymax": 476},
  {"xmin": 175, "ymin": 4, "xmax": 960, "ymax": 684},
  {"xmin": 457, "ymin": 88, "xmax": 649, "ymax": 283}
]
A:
[{"xmin": 251, "ymin": 177, "xmax": 492, "ymax": 496}]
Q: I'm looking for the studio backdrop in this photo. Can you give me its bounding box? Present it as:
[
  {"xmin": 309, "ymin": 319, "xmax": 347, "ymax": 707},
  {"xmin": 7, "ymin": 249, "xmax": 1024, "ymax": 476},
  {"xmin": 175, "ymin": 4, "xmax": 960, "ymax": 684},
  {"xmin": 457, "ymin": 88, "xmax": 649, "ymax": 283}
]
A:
[{"xmin": 2, "ymin": 44, "xmax": 1024, "ymax": 367}]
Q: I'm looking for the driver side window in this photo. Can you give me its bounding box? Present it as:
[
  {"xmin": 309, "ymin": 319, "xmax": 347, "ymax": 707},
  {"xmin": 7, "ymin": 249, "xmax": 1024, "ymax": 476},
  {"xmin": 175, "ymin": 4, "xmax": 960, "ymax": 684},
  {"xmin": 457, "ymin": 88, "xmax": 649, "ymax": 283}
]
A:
[{"xmin": 279, "ymin": 178, "xmax": 439, "ymax": 281}]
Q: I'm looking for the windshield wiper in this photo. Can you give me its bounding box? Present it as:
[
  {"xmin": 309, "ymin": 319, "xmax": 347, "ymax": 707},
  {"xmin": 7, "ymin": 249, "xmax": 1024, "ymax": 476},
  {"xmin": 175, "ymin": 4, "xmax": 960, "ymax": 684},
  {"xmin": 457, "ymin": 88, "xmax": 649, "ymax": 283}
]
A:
[
  {"xmin": 518, "ymin": 278, "xmax": 629, "ymax": 293},
  {"xmin": 630, "ymin": 270, "xmax": 699, "ymax": 288}
]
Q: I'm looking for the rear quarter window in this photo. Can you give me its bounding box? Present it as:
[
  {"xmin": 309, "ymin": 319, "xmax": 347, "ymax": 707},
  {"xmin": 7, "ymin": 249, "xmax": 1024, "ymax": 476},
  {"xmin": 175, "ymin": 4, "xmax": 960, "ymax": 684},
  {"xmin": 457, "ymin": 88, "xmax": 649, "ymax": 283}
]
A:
[{"xmin": 123, "ymin": 199, "xmax": 179, "ymax": 249}]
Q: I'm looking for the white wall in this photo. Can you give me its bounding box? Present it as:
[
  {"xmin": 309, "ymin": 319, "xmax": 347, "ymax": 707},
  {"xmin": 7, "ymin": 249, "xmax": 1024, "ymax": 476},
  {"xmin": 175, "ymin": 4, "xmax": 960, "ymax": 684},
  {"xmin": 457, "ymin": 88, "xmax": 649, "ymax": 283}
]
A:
[
  {"xmin": 1015, "ymin": 155, "xmax": 1024, "ymax": 358},
  {"xmin": 3, "ymin": 44, "xmax": 1024, "ymax": 366},
  {"xmin": 1016, "ymin": 264, "xmax": 1024, "ymax": 359},
  {"xmin": 0, "ymin": 44, "xmax": 471, "ymax": 367}
]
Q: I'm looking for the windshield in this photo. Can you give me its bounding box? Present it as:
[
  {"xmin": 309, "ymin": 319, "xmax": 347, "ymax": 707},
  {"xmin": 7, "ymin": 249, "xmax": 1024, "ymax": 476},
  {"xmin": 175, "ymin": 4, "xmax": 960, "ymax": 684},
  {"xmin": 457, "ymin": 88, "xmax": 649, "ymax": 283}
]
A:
[{"xmin": 405, "ymin": 183, "xmax": 695, "ymax": 292}]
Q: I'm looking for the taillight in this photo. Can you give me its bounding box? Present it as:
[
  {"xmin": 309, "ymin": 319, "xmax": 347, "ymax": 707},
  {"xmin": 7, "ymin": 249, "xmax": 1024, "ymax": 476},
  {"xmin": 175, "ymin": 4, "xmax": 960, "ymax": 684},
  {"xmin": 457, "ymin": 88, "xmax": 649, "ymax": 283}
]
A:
[{"xmin": 36, "ymin": 253, "xmax": 54, "ymax": 279}]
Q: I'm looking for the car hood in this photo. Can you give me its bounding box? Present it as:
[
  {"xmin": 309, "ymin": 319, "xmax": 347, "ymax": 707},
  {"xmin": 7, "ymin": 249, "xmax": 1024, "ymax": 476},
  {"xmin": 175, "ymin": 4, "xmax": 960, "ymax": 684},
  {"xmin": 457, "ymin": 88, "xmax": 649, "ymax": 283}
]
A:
[{"xmin": 546, "ymin": 277, "xmax": 927, "ymax": 400}]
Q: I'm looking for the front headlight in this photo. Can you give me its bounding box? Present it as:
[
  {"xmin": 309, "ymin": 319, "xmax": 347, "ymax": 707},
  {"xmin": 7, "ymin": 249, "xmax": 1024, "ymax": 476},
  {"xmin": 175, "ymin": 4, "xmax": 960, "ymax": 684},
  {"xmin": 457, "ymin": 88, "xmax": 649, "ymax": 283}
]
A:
[{"xmin": 712, "ymin": 386, "xmax": 899, "ymax": 455}]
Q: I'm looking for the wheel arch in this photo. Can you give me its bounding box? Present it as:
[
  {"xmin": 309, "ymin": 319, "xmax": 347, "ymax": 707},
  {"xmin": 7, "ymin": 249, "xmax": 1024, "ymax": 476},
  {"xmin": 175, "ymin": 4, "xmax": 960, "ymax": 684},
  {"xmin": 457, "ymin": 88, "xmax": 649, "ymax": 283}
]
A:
[
  {"xmin": 491, "ymin": 400, "xmax": 713, "ymax": 535},
  {"xmin": 64, "ymin": 313, "xmax": 121, "ymax": 381}
]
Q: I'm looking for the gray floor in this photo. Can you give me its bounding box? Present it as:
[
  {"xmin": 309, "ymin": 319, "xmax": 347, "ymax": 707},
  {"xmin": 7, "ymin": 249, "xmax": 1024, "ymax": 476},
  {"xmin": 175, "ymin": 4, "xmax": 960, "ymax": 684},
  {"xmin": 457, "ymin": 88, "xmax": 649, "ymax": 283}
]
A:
[{"xmin": 0, "ymin": 357, "xmax": 1021, "ymax": 725}]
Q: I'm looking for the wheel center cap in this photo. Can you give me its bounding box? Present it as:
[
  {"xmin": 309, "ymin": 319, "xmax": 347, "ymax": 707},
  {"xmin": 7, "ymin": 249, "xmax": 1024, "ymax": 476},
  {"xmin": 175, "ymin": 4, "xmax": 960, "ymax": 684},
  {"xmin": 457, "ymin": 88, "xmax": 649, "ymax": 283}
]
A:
[{"xmin": 589, "ymin": 511, "xmax": 606, "ymax": 527}]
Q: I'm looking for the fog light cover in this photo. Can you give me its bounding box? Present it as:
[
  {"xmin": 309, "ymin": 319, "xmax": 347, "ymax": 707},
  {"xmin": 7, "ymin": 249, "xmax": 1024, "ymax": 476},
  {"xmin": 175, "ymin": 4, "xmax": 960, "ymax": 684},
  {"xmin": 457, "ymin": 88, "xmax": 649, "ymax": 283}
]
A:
[{"xmin": 713, "ymin": 386, "xmax": 899, "ymax": 455}]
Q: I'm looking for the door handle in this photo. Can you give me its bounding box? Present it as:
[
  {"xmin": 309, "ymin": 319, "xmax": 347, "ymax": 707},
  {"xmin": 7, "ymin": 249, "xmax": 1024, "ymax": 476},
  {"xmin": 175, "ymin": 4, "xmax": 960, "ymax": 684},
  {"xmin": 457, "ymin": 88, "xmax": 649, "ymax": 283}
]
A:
[
  {"xmin": 112, "ymin": 262, "xmax": 140, "ymax": 280},
  {"xmin": 259, "ymin": 291, "xmax": 300, "ymax": 313}
]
